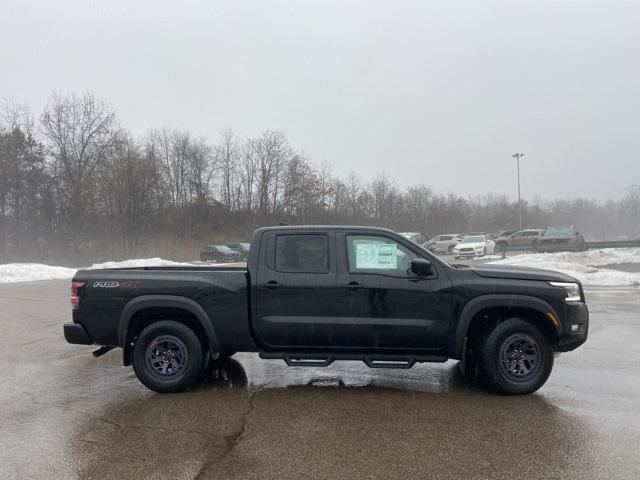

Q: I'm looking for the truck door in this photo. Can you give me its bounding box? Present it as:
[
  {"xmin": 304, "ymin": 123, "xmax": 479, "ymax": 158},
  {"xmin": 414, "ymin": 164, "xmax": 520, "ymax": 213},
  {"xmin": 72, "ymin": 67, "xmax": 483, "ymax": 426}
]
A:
[
  {"xmin": 253, "ymin": 230, "xmax": 340, "ymax": 348},
  {"xmin": 334, "ymin": 231, "xmax": 452, "ymax": 350}
]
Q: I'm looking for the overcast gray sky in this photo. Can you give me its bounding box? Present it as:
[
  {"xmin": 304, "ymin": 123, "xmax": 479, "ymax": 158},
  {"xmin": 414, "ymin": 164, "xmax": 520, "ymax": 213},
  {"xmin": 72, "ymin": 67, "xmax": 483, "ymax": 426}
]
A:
[{"xmin": 2, "ymin": 0, "xmax": 639, "ymax": 200}]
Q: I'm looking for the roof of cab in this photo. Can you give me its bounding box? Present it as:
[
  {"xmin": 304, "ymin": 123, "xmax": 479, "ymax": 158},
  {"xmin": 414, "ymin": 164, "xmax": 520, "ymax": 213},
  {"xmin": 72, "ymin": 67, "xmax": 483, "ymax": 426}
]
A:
[{"xmin": 253, "ymin": 225, "xmax": 396, "ymax": 234}]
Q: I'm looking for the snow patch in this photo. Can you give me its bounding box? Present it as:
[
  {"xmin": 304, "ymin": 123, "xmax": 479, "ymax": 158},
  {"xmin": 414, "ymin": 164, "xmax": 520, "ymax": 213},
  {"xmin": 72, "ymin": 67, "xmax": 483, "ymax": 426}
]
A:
[
  {"xmin": 489, "ymin": 248, "xmax": 640, "ymax": 287},
  {"xmin": 0, "ymin": 258, "xmax": 193, "ymax": 284},
  {"xmin": 84, "ymin": 258, "xmax": 192, "ymax": 270},
  {"xmin": 0, "ymin": 264, "xmax": 77, "ymax": 284}
]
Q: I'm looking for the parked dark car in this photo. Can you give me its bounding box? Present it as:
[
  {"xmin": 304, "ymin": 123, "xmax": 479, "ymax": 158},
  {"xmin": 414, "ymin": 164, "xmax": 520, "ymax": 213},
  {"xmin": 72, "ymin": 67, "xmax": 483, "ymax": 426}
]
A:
[
  {"xmin": 535, "ymin": 226, "xmax": 586, "ymax": 252},
  {"xmin": 399, "ymin": 232, "xmax": 428, "ymax": 246},
  {"xmin": 65, "ymin": 225, "xmax": 589, "ymax": 396},
  {"xmin": 227, "ymin": 242, "xmax": 250, "ymax": 261},
  {"xmin": 200, "ymin": 244, "xmax": 242, "ymax": 263}
]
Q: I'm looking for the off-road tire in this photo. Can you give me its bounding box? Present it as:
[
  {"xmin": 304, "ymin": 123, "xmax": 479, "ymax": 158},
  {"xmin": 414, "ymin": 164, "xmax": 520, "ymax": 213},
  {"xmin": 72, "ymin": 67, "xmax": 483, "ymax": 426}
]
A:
[
  {"xmin": 133, "ymin": 321, "xmax": 205, "ymax": 393},
  {"xmin": 217, "ymin": 351, "xmax": 236, "ymax": 359},
  {"xmin": 475, "ymin": 318, "xmax": 554, "ymax": 395}
]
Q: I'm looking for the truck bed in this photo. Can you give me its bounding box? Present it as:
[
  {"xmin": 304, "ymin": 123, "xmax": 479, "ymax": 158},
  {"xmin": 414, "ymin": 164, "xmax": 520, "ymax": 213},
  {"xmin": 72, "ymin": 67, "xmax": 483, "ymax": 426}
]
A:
[{"xmin": 72, "ymin": 266, "xmax": 254, "ymax": 352}]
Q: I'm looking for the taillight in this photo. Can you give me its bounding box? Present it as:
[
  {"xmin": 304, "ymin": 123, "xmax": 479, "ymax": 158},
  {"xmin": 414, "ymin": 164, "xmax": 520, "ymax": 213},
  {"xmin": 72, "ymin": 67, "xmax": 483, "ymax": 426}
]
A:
[{"xmin": 71, "ymin": 281, "xmax": 85, "ymax": 310}]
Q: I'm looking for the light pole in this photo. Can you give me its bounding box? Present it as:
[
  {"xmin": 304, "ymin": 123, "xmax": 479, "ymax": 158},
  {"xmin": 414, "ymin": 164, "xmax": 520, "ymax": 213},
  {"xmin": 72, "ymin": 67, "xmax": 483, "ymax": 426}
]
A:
[{"xmin": 512, "ymin": 153, "xmax": 524, "ymax": 229}]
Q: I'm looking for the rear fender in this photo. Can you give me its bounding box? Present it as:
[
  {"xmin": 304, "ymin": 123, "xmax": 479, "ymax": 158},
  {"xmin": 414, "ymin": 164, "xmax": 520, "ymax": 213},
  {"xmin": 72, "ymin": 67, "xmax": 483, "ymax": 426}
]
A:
[{"xmin": 119, "ymin": 295, "xmax": 220, "ymax": 366}]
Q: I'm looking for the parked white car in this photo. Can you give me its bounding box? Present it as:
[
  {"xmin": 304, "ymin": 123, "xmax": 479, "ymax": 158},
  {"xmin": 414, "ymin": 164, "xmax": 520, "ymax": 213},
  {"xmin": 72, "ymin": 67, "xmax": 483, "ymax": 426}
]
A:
[
  {"xmin": 425, "ymin": 234, "xmax": 463, "ymax": 253},
  {"xmin": 453, "ymin": 235, "xmax": 495, "ymax": 258}
]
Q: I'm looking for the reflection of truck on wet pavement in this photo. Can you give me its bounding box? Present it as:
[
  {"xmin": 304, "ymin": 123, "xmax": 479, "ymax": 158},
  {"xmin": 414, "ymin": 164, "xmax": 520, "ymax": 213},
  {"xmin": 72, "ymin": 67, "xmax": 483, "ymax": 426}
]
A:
[{"xmin": 64, "ymin": 226, "xmax": 589, "ymax": 395}]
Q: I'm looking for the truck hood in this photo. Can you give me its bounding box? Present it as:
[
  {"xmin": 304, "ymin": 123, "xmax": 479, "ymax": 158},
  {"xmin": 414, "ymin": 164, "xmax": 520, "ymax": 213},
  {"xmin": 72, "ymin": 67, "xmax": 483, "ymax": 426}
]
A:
[{"xmin": 470, "ymin": 264, "xmax": 578, "ymax": 282}]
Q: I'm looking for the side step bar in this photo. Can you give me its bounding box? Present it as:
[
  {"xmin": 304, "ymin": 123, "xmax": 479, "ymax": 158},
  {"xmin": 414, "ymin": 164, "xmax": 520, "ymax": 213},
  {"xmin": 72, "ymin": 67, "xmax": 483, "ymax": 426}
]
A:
[{"xmin": 259, "ymin": 352, "xmax": 447, "ymax": 369}]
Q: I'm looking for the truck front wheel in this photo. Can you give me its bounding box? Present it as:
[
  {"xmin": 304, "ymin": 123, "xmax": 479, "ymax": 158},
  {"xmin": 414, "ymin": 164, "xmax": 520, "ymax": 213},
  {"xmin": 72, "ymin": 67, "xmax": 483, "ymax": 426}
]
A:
[
  {"xmin": 476, "ymin": 318, "xmax": 554, "ymax": 395},
  {"xmin": 132, "ymin": 321, "xmax": 205, "ymax": 393}
]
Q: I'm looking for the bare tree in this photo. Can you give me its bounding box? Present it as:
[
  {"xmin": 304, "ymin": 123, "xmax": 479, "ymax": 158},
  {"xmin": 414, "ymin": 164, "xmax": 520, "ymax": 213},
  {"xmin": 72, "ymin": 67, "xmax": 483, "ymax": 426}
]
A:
[
  {"xmin": 99, "ymin": 133, "xmax": 161, "ymax": 255},
  {"xmin": 249, "ymin": 130, "xmax": 290, "ymax": 216},
  {"xmin": 216, "ymin": 128, "xmax": 241, "ymax": 210},
  {"xmin": 40, "ymin": 91, "xmax": 117, "ymax": 245}
]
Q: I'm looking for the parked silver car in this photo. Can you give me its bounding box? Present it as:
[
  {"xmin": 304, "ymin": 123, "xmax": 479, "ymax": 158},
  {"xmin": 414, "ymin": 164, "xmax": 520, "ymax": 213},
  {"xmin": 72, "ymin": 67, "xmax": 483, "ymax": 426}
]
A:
[{"xmin": 494, "ymin": 229, "xmax": 544, "ymax": 250}]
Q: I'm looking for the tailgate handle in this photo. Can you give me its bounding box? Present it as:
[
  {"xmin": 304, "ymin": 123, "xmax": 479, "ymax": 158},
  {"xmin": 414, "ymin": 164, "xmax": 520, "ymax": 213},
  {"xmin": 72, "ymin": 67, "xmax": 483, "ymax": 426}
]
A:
[
  {"xmin": 339, "ymin": 281, "xmax": 363, "ymax": 290},
  {"xmin": 260, "ymin": 281, "xmax": 283, "ymax": 290}
]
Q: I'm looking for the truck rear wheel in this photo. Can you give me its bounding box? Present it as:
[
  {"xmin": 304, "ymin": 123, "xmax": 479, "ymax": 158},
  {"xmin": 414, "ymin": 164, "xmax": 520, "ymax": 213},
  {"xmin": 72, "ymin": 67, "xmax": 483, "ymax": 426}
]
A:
[
  {"xmin": 132, "ymin": 321, "xmax": 205, "ymax": 393},
  {"xmin": 476, "ymin": 318, "xmax": 554, "ymax": 395}
]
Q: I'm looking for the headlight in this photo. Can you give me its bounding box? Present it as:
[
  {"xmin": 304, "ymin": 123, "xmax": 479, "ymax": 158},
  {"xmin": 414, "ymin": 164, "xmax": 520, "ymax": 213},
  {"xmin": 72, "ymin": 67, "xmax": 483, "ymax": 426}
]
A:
[{"xmin": 549, "ymin": 282, "xmax": 581, "ymax": 302}]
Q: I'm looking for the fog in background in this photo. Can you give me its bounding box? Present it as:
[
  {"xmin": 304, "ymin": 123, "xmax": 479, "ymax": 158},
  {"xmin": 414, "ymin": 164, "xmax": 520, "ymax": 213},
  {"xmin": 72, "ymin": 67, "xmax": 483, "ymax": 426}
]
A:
[
  {"xmin": 1, "ymin": 1, "xmax": 640, "ymax": 264},
  {"xmin": 2, "ymin": 0, "xmax": 639, "ymax": 200}
]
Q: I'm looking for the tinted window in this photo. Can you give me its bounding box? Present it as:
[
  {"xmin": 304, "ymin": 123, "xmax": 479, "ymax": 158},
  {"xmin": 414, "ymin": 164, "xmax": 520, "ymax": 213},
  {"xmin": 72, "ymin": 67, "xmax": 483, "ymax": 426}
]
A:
[
  {"xmin": 346, "ymin": 235, "xmax": 417, "ymax": 277},
  {"xmin": 440, "ymin": 235, "xmax": 452, "ymax": 241},
  {"xmin": 462, "ymin": 235, "xmax": 484, "ymax": 243},
  {"xmin": 544, "ymin": 227, "xmax": 574, "ymax": 237},
  {"xmin": 275, "ymin": 235, "xmax": 329, "ymax": 273}
]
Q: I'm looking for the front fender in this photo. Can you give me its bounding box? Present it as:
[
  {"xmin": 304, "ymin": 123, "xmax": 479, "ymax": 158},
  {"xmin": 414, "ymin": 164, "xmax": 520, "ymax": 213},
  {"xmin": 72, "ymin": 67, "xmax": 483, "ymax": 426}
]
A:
[{"xmin": 453, "ymin": 294, "xmax": 561, "ymax": 358}]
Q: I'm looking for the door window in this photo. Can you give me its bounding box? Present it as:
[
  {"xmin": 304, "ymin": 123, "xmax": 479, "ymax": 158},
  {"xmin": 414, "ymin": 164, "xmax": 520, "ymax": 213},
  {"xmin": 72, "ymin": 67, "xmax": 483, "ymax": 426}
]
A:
[
  {"xmin": 346, "ymin": 235, "xmax": 417, "ymax": 277},
  {"xmin": 275, "ymin": 234, "xmax": 329, "ymax": 273}
]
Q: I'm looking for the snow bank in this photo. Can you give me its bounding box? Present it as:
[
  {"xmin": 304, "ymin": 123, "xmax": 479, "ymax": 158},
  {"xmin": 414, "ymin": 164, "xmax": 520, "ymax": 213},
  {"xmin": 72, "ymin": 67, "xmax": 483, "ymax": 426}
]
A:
[
  {"xmin": 0, "ymin": 258, "xmax": 193, "ymax": 284},
  {"xmin": 85, "ymin": 258, "xmax": 191, "ymax": 270},
  {"xmin": 489, "ymin": 248, "xmax": 640, "ymax": 287},
  {"xmin": 0, "ymin": 264, "xmax": 77, "ymax": 284}
]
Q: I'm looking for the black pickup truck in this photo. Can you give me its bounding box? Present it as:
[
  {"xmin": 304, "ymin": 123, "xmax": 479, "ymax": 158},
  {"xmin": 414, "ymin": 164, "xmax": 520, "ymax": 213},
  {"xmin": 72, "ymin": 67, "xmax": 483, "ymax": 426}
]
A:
[{"xmin": 64, "ymin": 226, "xmax": 589, "ymax": 395}]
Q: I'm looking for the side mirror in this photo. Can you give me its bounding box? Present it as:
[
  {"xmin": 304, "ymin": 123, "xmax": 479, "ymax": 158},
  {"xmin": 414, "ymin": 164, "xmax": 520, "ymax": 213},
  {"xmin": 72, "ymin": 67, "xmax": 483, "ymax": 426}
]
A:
[{"xmin": 411, "ymin": 258, "xmax": 433, "ymax": 276}]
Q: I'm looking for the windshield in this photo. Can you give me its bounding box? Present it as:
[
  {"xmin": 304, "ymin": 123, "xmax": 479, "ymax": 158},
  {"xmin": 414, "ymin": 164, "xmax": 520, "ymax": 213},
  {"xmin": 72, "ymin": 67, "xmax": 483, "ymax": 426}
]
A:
[
  {"xmin": 462, "ymin": 236, "xmax": 484, "ymax": 243},
  {"xmin": 544, "ymin": 227, "xmax": 573, "ymax": 237},
  {"xmin": 216, "ymin": 245, "xmax": 234, "ymax": 253}
]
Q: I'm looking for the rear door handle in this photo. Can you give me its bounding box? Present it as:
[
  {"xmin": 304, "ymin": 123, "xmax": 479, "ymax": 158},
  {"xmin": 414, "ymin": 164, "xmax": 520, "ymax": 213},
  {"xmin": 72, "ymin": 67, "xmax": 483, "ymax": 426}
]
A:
[
  {"xmin": 260, "ymin": 281, "xmax": 283, "ymax": 290},
  {"xmin": 339, "ymin": 282, "xmax": 364, "ymax": 290}
]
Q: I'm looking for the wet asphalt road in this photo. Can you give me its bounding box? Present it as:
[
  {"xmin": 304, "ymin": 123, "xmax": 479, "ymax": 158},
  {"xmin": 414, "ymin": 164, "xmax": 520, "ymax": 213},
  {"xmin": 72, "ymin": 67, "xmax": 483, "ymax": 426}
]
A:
[{"xmin": 1, "ymin": 281, "xmax": 639, "ymax": 480}]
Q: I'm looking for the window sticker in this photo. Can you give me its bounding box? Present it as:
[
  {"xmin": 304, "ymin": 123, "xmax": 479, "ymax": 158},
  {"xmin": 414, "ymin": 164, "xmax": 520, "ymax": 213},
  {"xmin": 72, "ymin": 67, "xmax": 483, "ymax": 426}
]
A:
[{"xmin": 355, "ymin": 241, "xmax": 398, "ymax": 269}]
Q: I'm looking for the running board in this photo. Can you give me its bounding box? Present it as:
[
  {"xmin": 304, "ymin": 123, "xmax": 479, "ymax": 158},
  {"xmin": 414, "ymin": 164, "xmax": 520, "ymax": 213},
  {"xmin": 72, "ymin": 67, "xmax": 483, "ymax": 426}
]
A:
[{"xmin": 259, "ymin": 352, "xmax": 447, "ymax": 369}]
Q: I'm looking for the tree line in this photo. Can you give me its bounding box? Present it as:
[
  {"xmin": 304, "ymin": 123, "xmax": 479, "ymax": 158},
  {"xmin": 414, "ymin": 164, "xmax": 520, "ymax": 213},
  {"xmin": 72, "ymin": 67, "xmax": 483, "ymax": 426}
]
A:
[{"xmin": 1, "ymin": 91, "xmax": 639, "ymax": 264}]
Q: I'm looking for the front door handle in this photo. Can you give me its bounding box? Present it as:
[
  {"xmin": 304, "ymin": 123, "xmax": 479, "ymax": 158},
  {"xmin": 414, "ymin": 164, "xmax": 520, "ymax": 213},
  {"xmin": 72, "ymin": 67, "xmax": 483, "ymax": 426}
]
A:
[
  {"xmin": 260, "ymin": 281, "xmax": 283, "ymax": 290},
  {"xmin": 339, "ymin": 281, "xmax": 364, "ymax": 290}
]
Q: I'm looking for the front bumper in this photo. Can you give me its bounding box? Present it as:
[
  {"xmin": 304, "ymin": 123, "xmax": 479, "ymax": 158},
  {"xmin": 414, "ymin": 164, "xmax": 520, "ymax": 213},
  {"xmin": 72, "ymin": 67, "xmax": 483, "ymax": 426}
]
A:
[
  {"xmin": 64, "ymin": 322, "xmax": 93, "ymax": 345},
  {"xmin": 455, "ymin": 249, "xmax": 483, "ymax": 257},
  {"xmin": 557, "ymin": 301, "xmax": 589, "ymax": 351},
  {"xmin": 535, "ymin": 242, "xmax": 581, "ymax": 252}
]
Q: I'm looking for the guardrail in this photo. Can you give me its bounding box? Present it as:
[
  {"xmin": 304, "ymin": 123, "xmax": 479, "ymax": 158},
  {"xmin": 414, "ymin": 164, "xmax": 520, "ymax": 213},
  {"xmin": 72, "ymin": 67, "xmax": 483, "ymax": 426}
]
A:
[
  {"xmin": 497, "ymin": 239, "xmax": 640, "ymax": 258},
  {"xmin": 585, "ymin": 240, "xmax": 640, "ymax": 249}
]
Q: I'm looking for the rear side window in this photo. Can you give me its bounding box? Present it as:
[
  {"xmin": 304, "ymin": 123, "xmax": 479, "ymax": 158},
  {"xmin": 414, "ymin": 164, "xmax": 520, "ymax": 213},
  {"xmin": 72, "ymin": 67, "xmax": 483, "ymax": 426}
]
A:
[
  {"xmin": 440, "ymin": 235, "xmax": 452, "ymax": 241},
  {"xmin": 275, "ymin": 235, "xmax": 329, "ymax": 273}
]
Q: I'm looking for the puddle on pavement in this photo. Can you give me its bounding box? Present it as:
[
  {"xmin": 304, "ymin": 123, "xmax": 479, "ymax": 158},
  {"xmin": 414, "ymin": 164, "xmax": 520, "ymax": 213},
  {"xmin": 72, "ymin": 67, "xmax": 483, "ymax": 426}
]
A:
[{"xmin": 69, "ymin": 355, "xmax": 602, "ymax": 480}]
